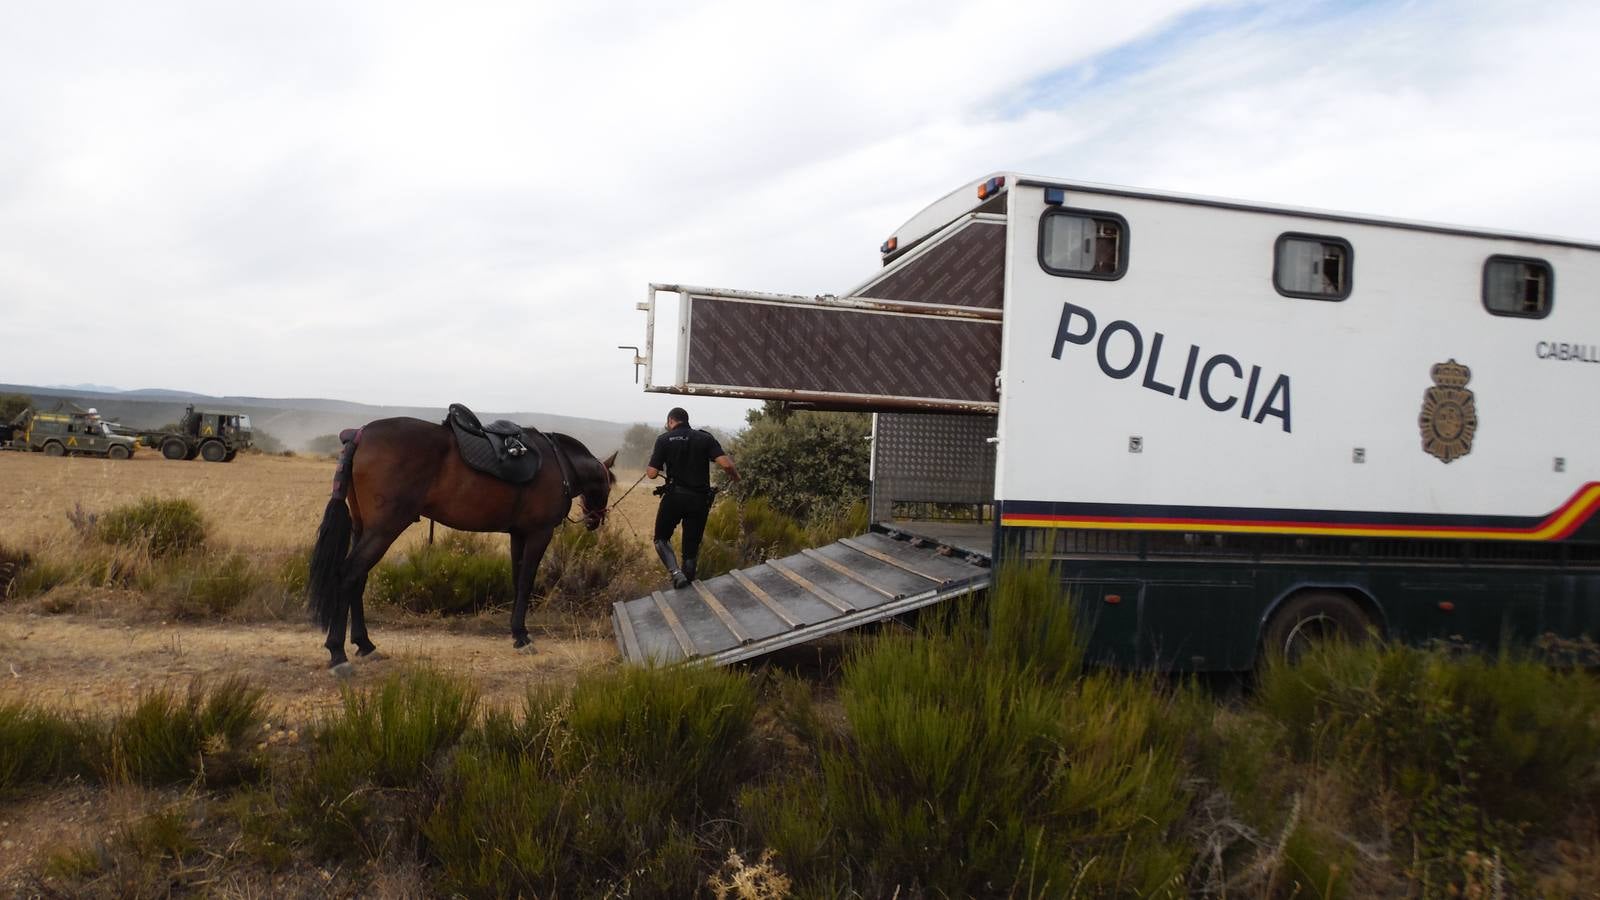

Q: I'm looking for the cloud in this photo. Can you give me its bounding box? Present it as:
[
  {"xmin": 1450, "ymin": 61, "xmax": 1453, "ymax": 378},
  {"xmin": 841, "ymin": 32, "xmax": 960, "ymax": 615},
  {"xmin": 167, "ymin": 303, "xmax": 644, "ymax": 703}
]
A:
[{"xmin": 1, "ymin": 0, "xmax": 1596, "ymax": 428}]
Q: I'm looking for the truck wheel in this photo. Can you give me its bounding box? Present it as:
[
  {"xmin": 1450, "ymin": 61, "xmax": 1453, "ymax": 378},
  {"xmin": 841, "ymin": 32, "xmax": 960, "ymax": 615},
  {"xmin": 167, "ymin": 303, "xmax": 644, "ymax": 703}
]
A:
[
  {"xmin": 108, "ymin": 444, "xmax": 130, "ymax": 460},
  {"xmin": 223, "ymin": 449, "xmax": 237, "ymax": 462},
  {"xmin": 162, "ymin": 439, "xmax": 188, "ymax": 460},
  {"xmin": 200, "ymin": 441, "xmax": 227, "ymax": 462},
  {"xmin": 1261, "ymin": 590, "xmax": 1373, "ymax": 666},
  {"xmin": 42, "ymin": 442, "xmax": 65, "ymax": 457}
]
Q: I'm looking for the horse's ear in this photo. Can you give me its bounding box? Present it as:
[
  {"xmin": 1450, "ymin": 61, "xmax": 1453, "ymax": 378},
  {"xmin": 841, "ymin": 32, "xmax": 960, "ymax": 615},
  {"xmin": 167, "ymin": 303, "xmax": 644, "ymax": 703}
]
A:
[{"xmin": 602, "ymin": 451, "xmax": 617, "ymax": 470}]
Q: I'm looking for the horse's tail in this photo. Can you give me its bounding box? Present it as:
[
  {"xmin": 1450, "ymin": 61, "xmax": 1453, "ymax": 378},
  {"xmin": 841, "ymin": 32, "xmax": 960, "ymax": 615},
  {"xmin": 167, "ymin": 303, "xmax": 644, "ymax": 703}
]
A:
[{"xmin": 307, "ymin": 428, "xmax": 361, "ymax": 629}]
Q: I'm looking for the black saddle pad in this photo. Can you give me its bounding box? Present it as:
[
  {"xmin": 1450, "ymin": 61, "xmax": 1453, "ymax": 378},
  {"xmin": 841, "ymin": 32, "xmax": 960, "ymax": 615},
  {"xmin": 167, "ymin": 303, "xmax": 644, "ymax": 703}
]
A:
[{"xmin": 447, "ymin": 418, "xmax": 544, "ymax": 484}]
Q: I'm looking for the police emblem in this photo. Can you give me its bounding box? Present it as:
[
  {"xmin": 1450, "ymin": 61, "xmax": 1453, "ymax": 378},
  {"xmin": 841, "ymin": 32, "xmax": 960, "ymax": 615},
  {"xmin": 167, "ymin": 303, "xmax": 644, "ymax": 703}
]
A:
[{"xmin": 1418, "ymin": 359, "xmax": 1477, "ymax": 463}]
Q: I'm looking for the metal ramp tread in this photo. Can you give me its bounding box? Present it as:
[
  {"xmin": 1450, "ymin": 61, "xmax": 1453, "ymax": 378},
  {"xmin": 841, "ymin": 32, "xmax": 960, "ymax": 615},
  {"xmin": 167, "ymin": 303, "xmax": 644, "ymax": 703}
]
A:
[{"xmin": 611, "ymin": 530, "xmax": 992, "ymax": 666}]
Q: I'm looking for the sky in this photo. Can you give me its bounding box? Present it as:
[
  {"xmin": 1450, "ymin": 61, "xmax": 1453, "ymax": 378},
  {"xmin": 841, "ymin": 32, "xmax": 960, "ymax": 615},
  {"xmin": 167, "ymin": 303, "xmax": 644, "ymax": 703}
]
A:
[{"xmin": 3, "ymin": 0, "xmax": 1598, "ymax": 430}]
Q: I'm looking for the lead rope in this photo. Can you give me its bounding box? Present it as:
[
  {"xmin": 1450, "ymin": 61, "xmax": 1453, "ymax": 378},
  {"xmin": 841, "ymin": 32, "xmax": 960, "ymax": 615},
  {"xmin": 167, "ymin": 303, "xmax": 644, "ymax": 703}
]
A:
[{"xmin": 564, "ymin": 469, "xmax": 650, "ymax": 527}]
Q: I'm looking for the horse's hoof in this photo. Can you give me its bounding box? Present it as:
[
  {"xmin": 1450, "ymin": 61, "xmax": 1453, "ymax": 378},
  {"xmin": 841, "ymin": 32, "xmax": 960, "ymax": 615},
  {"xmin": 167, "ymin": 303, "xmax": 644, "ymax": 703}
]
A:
[
  {"xmin": 355, "ymin": 645, "xmax": 383, "ymax": 660},
  {"xmin": 329, "ymin": 662, "xmax": 355, "ymax": 679},
  {"xmin": 517, "ymin": 643, "xmax": 539, "ymax": 656}
]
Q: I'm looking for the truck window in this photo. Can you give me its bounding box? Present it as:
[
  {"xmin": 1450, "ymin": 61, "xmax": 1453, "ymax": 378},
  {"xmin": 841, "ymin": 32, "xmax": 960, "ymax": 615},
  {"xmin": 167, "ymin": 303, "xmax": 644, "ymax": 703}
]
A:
[
  {"xmin": 1039, "ymin": 209, "xmax": 1127, "ymax": 279},
  {"xmin": 1274, "ymin": 233, "xmax": 1352, "ymax": 300},
  {"xmin": 1483, "ymin": 255, "xmax": 1552, "ymax": 318}
]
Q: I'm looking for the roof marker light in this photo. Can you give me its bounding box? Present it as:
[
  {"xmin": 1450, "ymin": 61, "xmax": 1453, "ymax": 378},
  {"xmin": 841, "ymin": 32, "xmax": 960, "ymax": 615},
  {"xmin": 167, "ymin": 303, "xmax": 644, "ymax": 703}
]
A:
[
  {"xmin": 1044, "ymin": 187, "xmax": 1066, "ymax": 206},
  {"xmin": 880, "ymin": 236, "xmax": 898, "ymax": 254},
  {"xmin": 977, "ymin": 176, "xmax": 1006, "ymax": 200}
]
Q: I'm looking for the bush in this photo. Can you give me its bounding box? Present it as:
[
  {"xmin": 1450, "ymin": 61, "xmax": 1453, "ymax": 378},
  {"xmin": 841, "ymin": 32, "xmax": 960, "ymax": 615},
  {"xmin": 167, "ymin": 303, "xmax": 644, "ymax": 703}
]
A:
[
  {"xmin": 426, "ymin": 665, "xmax": 757, "ymax": 898},
  {"xmin": 96, "ymin": 497, "xmax": 207, "ymax": 558},
  {"xmin": 535, "ymin": 524, "xmax": 658, "ymax": 610},
  {"xmin": 108, "ymin": 676, "xmax": 266, "ymax": 785},
  {"xmin": 1257, "ymin": 641, "xmax": 1600, "ymax": 885},
  {"xmin": 761, "ymin": 563, "xmax": 1192, "ymax": 898},
  {"xmin": 695, "ymin": 496, "xmax": 868, "ymax": 580},
  {"xmin": 728, "ymin": 408, "xmax": 869, "ymax": 520},
  {"xmin": 0, "ymin": 543, "xmax": 29, "ymax": 599},
  {"xmin": 0, "ymin": 701, "xmax": 102, "ymax": 791},
  {"xmin": 319, "ymin": 666, "xmax": 480, "ymax": 787},
  {"xmin": 152, "ymin": 551, "xmax": 270, "ymax": 619},
  {"xmin": 285, "ymin": 667, "xmax": 479, "ymax": 861},
  {"xmin": 369, "ymin": 533, "xmax": 513, "ymax": 615}
]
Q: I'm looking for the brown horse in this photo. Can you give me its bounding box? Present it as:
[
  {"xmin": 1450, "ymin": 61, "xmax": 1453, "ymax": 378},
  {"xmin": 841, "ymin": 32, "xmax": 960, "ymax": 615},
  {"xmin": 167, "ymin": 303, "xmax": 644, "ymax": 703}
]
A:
[{"xmin": 306, "ymin": 417, "xmax": 616, "ymax": 670}]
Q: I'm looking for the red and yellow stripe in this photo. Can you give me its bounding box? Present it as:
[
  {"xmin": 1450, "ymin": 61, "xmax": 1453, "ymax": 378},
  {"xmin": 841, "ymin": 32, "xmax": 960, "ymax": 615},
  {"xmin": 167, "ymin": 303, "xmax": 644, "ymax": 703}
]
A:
[{"xmin": 1001, "ymin": 482, "xmax": 1600, "ymax": 542}]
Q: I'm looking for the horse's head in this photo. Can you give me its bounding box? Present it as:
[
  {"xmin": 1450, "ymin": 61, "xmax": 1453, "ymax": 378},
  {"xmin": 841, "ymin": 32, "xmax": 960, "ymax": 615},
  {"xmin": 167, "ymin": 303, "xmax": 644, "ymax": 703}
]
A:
[{"xmin": 577, "ymin": 449, "xmax": 618, "ymax": 531}]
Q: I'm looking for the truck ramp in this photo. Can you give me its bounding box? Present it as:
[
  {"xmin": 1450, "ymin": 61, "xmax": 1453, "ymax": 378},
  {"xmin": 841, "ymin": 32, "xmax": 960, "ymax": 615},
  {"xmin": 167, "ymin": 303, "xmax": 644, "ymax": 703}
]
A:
[{"xmin": 612, "ymin": 529, "xmax": 991, "ymax": 666}]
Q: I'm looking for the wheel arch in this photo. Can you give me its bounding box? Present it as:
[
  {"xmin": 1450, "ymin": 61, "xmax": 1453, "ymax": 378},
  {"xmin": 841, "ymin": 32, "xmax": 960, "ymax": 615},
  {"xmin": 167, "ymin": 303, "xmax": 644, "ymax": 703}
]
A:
[{"xmin": 1257, "ymin": 581, "xmax": 1388, "ymax": 645}]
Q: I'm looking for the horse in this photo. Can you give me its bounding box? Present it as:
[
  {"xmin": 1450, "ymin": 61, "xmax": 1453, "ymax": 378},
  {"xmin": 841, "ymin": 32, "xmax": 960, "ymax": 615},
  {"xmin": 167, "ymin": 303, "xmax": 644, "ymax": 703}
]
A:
[{"xmin": 306, "ymin": 416, "xmax": 616, "ymax": 671}]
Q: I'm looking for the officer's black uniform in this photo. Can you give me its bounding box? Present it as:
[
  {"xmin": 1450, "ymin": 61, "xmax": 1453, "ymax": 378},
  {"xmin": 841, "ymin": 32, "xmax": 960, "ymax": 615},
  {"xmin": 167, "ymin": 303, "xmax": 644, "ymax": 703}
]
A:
[{"xmin": 649, "ymin": 422, "xmax": 725, "ymax": 587}]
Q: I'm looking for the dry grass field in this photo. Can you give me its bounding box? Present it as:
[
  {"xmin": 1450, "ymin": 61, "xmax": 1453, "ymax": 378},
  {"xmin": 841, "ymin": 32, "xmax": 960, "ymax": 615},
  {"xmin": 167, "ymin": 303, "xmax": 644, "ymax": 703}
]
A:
[
  {"xmin": 0, "ymin": 450, "xmax": 660, "ymax": 552},
  {"xmin": 0, "ymin": 449, "xmax": 664, "ymax": 722}
]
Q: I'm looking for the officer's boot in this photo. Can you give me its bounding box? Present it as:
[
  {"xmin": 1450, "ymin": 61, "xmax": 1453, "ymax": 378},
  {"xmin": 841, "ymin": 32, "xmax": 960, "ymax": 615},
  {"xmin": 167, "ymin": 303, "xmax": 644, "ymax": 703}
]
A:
[
  {"xmin": 654, "ymin": 539, "xmax": 689, "ymax": 590},
  {"xmin": 682, "ymin": 557, "xmax": 697, "ymax": 584}
]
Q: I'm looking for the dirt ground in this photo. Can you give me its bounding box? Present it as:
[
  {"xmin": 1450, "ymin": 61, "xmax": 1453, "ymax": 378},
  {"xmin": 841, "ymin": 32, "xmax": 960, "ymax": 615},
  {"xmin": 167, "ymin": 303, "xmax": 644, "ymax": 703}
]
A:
[{"xmin": 0, "ymin": 612, "xmax": 619, "ymax": 720}]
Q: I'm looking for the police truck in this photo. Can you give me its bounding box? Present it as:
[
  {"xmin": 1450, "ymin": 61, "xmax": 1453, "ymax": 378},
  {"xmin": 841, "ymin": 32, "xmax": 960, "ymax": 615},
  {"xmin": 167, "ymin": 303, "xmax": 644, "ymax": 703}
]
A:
[{"xmin": 612, "ymin": 173, "xmax": 1600, "ymax": 671}]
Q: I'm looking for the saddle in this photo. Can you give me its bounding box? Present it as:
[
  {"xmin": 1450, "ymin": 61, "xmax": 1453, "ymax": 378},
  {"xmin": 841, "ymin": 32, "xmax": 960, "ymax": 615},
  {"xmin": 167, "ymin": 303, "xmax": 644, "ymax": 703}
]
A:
[{"xmin": 444, "ymin": 403, "xmax": 544, "ymax": 484}]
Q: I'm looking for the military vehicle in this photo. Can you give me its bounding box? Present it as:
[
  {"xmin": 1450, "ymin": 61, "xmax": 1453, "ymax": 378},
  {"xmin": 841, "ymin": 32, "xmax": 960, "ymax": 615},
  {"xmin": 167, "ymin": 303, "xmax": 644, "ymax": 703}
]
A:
[
  {"xmin": 5, "ymin": 408, "xmax": 138, "ymax": 459},
  {"xmin": 137, "ymin": 405, "xmax": 253, "ymax": 462}
]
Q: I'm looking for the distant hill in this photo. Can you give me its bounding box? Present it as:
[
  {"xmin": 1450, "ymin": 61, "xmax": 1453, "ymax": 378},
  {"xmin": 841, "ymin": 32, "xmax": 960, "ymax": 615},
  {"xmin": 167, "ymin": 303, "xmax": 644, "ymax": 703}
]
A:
[{"xmin": 0, "ymin": 384, "xmax": 636, "ymax": 455}]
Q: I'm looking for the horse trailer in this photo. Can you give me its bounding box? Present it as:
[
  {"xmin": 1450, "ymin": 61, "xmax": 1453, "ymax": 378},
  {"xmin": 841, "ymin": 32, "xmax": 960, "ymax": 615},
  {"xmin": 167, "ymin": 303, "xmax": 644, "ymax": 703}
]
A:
[{"xmin": 612, "ymin": 173, "xmax": 1600, "ymax": 671}]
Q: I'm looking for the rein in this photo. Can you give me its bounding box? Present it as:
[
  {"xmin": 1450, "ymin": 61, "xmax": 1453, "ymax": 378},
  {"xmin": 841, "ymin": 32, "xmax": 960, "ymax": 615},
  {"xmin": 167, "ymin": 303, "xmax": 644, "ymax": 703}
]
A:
[{"xmin": 563, "ymin": 469, "xmax": 649, "ymax": 527}]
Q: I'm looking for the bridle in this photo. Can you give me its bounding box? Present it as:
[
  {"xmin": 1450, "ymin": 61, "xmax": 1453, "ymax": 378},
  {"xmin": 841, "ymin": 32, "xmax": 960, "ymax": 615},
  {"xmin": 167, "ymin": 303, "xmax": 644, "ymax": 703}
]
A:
[{"xmin": 563, "ymin": 467, "xmax": 649, "ymax": 529}]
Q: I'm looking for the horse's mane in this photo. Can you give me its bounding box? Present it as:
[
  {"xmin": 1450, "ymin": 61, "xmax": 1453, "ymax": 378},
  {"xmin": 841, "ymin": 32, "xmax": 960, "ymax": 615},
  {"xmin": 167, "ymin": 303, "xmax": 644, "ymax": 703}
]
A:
[
  {"xmin": 548, "ymin": 432, "xmax": 615, "ymax": 487},
  {"xmin": 548, "ymin": 432, "xmax": 593, "ymax": 460}
]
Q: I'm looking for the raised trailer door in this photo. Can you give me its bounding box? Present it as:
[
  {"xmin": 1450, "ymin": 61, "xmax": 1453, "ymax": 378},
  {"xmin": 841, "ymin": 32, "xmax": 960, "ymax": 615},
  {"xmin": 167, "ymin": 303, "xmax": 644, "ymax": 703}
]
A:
[
  {"xmin": 638, "ymin": 213, "xmax": 1005, "ymax": 413},
  {"xmin": 612, "ymin": 528, "xmax": 991, "ymax": 666}
]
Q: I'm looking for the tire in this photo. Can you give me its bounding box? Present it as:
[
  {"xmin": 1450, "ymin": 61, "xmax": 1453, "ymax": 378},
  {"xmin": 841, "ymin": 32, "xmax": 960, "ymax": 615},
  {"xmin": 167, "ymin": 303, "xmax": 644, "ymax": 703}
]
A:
[
  {"xmin": 42, "ymin": 442, "xmax": 65, "ymax": 457},
  {"xmin": 200, "ymin": 441, "xmax": 227, "ymax": 462},
  {"xmin": 1260, "ymin": 590, "xmax": 1374, "ymax": 666},
  {"xmin": 108, "ymin": 444, "xmax": 131, "ymax": 460},
  {"xmin": 223, "ymin": 449, "xmax": 237, "ymax": 462},
  {"xmin": 162, "ymin": 439, "xmax": 188, "ymax": 460}
]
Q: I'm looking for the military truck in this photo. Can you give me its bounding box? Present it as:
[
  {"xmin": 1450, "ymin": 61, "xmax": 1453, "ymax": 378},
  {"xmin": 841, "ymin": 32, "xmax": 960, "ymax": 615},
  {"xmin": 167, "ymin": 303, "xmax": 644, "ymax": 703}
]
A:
[
  {"xmin": 137, "ymin": 405, "xmax": 253, "ymax": 462},
  {"xmin": 5, "ymin": 409, "xmax": 139, "ymax": 459}
]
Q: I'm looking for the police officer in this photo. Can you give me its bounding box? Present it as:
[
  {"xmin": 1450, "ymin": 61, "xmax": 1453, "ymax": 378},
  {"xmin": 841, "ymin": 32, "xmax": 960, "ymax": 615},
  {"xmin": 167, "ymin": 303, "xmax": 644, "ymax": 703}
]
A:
[{"xmin": 647, "ymin": 407, "xmax": 738, "ymax": 589}]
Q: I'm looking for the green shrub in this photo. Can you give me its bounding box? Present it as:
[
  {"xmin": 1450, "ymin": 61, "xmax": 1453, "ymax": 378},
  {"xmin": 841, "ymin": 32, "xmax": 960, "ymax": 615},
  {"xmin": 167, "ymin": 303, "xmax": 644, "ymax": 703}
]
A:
[
  {"xmin": 800, "ymin": 563, "xmax": 1191, "ymax": 897},
  {"xmin": 727, "ymin": 407, "xmax": 870, "ymax": 520},
  {"xmin": 96, "ymin": 497, "xmax": 207, "ymax": 557},
  {"xmin": 318, "ymin": 666, "xmax": 479, "ymax": 786},
  {"xmin": 736, "ymin": 775, "xmax": 835, "ymax": 885},
  {"xmin": 427, "ymin": 665, "xmax": 757, "ymax": 898},
  {"xmin": 0, "ymin": 701, "xmax": 102, "ymax": 791},
  {"xmin": 277, "ymin": 546, "xmax": 311, "ymax": 597},
  {"xmin": 225, "ymin": 788, "xmax": 295, "ymax": 870},
  {"xmin": 535, "ymin": 524, "xmax": 658, "ymax": 609},
  {"xmin": 152, "ymin": 551, "xmax": 267, "ymax": 618},
  {"xmin": 696, "ymin": 496, "xmax": 868, "ymax": 580},
  {"xmin": 108, "ymin": 676, "xmax": 265, "ymax": 785},
  {"xmin": 369, "ymin": 533, "xmax": 512, "ymax": 614},
  {"xmin": 0, "ymin": 543, "xmax": 29, "ymax": 598},
  {"xmin": 1257, "ymin": 641, "xmax": 1600, "ymax": 885},
  {"xmin": 287, "ymin": 666, "xmax": 478, "ymax": 861},
  {"xmin": 0, "ymin": 543, "xmax": 73, "ymax": 601}
]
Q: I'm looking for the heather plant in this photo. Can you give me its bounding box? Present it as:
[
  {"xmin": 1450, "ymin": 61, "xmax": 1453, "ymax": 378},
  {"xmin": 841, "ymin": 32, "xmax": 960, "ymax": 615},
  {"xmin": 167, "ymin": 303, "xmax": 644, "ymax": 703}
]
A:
[
  {"xmin": 0, "ymin": 701, "xmax": 102, "ymax": 791},
  {"xmin": 108, "ymin": 676, "xmax": 266, "ymax": 786},
  {"xmin": 1256, "ymin": 641, "xmax": 1600, "ymax": 891},
  {"xmin": 426, "ymin": 664, "xmax": 757, "ymax": 899},
  {"xmin": 369, "ymin": 532, "xmax": 513, "ymax": 614},
  {"xmin": 95, "ymin": 497, "xmax": 208, "ymax": 557}
]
